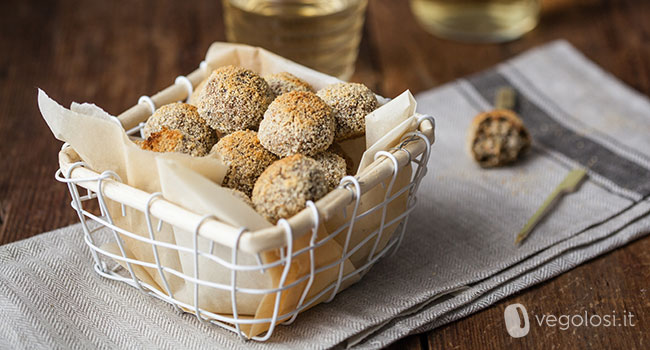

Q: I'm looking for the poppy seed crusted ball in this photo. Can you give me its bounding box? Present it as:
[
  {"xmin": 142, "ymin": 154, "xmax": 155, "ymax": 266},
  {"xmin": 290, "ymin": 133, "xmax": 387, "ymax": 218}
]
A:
[
  {"xmin": 312, "ymin": 151, "xmax": 347, "ymax": 191},
  {"xmin": 211, "ymin": 130, "xmax": 278, "ymax": 197},
  {"xmin": 142, "ymin": 102, "xmax": 217, "ymax": 156},
  {"xmin": 258, "ymin": 91, "xmax": 335, "ymax": 157},
  {"xmin": 316, "ymin": 82, "xmax": 379, "ymax": 141},
  {"xmin": 197, "ymin": 65, "xmax": 274, "ymax": 135},
  {"xmin": 264, "ymin": 72, "xmax": 313, "ymax": 98},
  {"xmin": 252, "ymin": 154, "xmax": 328, "ymax": 224}
]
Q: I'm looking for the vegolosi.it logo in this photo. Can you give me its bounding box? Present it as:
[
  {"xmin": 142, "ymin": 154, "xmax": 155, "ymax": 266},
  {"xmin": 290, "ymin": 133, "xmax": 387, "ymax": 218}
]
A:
[{"xmin": 504, "ymin": 303, "xmax": 637, "ymax": 338}]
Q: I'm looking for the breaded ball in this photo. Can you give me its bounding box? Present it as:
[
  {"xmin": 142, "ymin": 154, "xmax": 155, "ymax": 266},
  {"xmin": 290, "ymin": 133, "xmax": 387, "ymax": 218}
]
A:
[
  {"xmin": 139, "ymin": 128, "xmax": 185, "ymax": 154},
  {"xmin": 142, "ymin": 102, "xmax": 216, "ymax": 157},
  {"xmin": 316, "ymin": 82, "xmax": 379, "ymax": 141},
  {"xmin": 468, "ymin": 109, "xmax": 531, "ymax": 168},
  {"xmin": 312, "ymin": 151, "xmax": 347, "ymax": 191},
  {"xmin": 258, "ymin": 91, "xmax": 335, "ymax": 157},
  {"xmin": 252, "ymin": 154, "xmax": 328, "ymax": 224},
  {"xmin": 224, "ymin": 187, "xmax": 254, "ymax": 209},
  {"xmin": 196, "ymin": 65, "xmax": 274, "ymax": 135},
  {"xmin": 328, "ymin": 143, "xmax": 354, "ymax": 175},
  {"xmin": 211, "ymin": 130, "xmax": 278, "ymax": 197},
  {"xmin": 264, "ymin": 72, "xmax": 313, "ymax": 98},
  {"xmin": 131, "ymin": 138, "xmax": 144, "ymax": 147},
  {"xmin": 187, "ymin": 76, "xmax": 208, "ymax": 106}
]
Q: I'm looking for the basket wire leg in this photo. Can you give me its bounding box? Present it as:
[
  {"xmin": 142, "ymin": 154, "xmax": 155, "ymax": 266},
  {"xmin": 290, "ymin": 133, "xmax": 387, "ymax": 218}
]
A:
[
  {"xmin": 255, "ymin": 254, "xmax": 266, "ymax": 274},
  {"xmin": 230, "ymin": 227, "xmax": 248, "ymax": 339},
  {"xmin": 282, "ymin": 201, "xmax": 319, "ymax": 325},
  {"xmin": 326, "ymin": 176, "xmax": 362, "ymax": 303},
  {"xmin": 402, "ymin": 131, "xmax": 432, "ymax": 197},
  {"xmin": 278, "ymin": 246, "xmax": 285, "ymax": 261},
  {"xmin": 192, "ymin": 215, "xmax": 217, "ymax": 324},
  {"xmin": 366, "ymin": 151, "xmax": 400, "ymax": 264},
  {"xmin": 401, "ymin": 115, "xmax": 434, "ymax": 194},
  {"xmin": 255, "ymin": 219, "xmax": 294, "ymax": 341},
  {"xmin": 389, "ymin": 122, "xmax": 434, "ymax": 258},
  {"xmin": 389, "ymin": 195, "xmax": 417, "ymax": 259},
  {"xmin": 95, "ymin": 171, "xmax": 144, "ymax": 291},
  {"xmin": 62, "ymin": 163, "xmax": 102, "ymax": 269},
  {"xmin": 144, "ymin": 192, "xmax": 181, "ymax": 312}
]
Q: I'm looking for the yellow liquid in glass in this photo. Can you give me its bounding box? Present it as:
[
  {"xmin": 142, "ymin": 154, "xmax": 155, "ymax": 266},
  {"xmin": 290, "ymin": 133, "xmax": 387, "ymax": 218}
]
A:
[
  {"xmin": 410, "ymin": 0, "xmax": 540, "ymax": 42},
  {"xmin": 223, "ymin": 0, "xmax": 367, "ymax": 80}
]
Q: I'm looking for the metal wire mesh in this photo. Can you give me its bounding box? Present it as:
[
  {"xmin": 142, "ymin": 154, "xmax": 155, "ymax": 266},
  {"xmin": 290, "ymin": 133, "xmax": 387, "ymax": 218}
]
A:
[{"xmin": 56, "ymin": 111, "xmax": 434, "ymax": 340}]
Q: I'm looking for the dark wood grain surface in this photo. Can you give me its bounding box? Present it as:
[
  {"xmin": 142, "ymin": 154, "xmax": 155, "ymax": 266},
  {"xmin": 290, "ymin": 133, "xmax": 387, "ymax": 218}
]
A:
[{"xmin": 0, "ymin": 0, "xmax": 648, "ymax": 348}]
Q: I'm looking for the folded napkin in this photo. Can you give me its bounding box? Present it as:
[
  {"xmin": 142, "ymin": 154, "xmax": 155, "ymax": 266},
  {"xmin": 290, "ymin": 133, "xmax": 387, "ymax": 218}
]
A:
[{"xmin": 1, "ymin": 40, "xmax": 649, "ymax": 349}]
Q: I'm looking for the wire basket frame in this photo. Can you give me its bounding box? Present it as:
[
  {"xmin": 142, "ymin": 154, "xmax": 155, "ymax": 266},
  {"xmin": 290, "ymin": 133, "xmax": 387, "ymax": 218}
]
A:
[{"xmin": 54, "ymin": 64, "xmax": 435, "ymax": 341}]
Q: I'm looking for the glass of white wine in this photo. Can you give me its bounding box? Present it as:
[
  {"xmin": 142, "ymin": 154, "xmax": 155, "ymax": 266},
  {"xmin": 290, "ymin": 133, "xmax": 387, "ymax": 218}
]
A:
[
  {"xmin": 410, "ymin": 0, "xmax": 541, "ymax": 42},
  {"xmin": 223, "ymin": 0, "xmax": 368, "ymax": 80}
]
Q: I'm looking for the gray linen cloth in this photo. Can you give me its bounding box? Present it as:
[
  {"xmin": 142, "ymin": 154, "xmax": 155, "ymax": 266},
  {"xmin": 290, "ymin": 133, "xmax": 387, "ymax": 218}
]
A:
[{"xmin": 1, "ymin": 40, "xmax": 649, "ymax": 349}]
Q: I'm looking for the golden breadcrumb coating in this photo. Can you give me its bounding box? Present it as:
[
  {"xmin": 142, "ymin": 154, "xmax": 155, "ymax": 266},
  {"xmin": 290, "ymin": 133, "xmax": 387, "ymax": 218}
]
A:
[
  {"xmin": 264, "ymin": 72, "xmax": 314, "ymax": 98},
  {"xmin": 316, "ymin": 82, "xmax": 378, "ymax": 141},
  {"xmin": 252, "ymin": 154, "xmax": 328, "ymax": 224},
  {"xmin": 258, "ymin": 91, "xmax": 335, "ymax": 157},
  {"xmin": 139, "ymin": 128, "xmax": 184, "ymax": 154},
  {"xmin": 211, "ymin": 130, "xmax": 278, "ymax": 197},
  {"xmin": 131, "ymin": 138, "xmax": 144, "ymax": 147},
  {"xmin": 142, "ymin": 102, "xmax": 216, "ymax": 157},
  {"xmin": 187, "ymin": 76, "xmax": 208, "ymax": 106},
  {"xmin": 312, "ymin": 151, "xmax": 347, "ymax": 191},
  {"xmin": 197, "ymin": 65, "xmax": 274, "ymax": 135}
]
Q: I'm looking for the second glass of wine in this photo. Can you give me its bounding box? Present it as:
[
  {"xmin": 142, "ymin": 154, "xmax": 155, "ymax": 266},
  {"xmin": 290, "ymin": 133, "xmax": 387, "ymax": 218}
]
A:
[
  {"xmin": 410, "ymin": 0, "xmax": 541, "ymax": 43},
  {"xmin": 223, "ymin": 0, "xmax": 368, "ymax": 81}
]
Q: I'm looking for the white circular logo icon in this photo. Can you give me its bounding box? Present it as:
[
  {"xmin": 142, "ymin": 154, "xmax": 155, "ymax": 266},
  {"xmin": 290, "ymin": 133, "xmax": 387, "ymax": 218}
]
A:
[{"xmin": 504, "ymin": 303, "xmax": 530, "ymax": 338}]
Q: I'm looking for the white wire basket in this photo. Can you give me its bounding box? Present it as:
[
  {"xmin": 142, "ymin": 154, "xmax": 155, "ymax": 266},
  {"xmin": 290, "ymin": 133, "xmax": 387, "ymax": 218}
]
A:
[{"xmin": 54, "ymin": 60, "xmax": 435, "ymax": 341}]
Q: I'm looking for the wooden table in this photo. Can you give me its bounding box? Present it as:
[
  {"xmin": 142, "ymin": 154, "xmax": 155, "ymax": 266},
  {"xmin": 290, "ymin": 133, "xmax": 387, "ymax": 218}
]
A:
[{"xmin": 0, "ymin": 0, "xmax": 647, "ymax": 348}]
